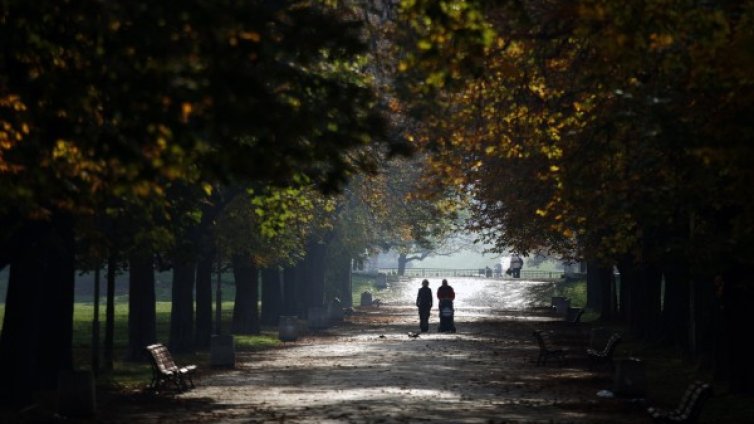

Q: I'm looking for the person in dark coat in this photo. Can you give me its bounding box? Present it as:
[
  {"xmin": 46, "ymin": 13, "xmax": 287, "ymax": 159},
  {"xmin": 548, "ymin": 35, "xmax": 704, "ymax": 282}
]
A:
[
  {"xmin": 436, "ymin": 279, "xmax": 456, "ymax": 332},
  {"xmin": 416, "ymin": 279, "xmax": 433, "ymax": 332}
]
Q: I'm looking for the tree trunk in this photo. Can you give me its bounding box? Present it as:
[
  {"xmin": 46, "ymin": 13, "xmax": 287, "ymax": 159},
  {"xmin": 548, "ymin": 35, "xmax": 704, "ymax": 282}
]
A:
[
  {"xmin": 689, "ymin": 273, "xmax": 715, "ymax": 360},
  {"xmin": 231, "ymin": 255, "xmax": 260, "ymax": 334},
  {"xmin": 215, "ymin": 256, "xmax": 223, "ymax": 335},
  {"xmin": 260, "ymin": 267, "xmax": 282, "ymax": 326},
  {"xmin": 723, "ymin": 267, "xmax": 754, "ymax": 393},
  {"xmin": 304, "ymin": 241, "xmax": 327, "ymax": 311},
  {"xmin": 126, "ymin": 251, "xmax": 156, "ymax": 361},
  {"xmin": 586, "ymin": 261, "xmax": 603, "ymax": 312},
  {"xmin": 38, "ymin": 214, "xmax": 75, "ymax": 389},
  {"xmin": 282, "ymin": 264, "xmax": 299, "ymax": 316},
  {"xmin": 169, "ymin": 259, "xmax": 195, "ymax": 353},
  {"xmin": 397, "ymin": 252, "xmax": 407, "ymax": 276},
  {"xmin": 596, "ymin": 266, "xmax": 615, "ymax": 321},
  {"xmin": 617, "ymin": 259, "xmax": 635, "ymax": 322},
  {"xmin": 0, "ymin": 215, "xmax": 75, "ymax": 404},
  {"xmin": 341, "ymin": 257, "xmax": 353, "ymax": 308},
  {"xmin": 91, "ymin": 268, "xmax": 101, "ymax": 376},
  {"xmin": 617, "ymin": 259, "xmax": 663, "ymax": 338},
  {"xmin": 660, "ymin": 263, "xmax": 690, "ymax": 348},
  {"xmin": 104, "ymin": 254, "xmax": 116, "ymax": 372},
  {"xmin": 330, "ymin": 254, "xmax": 353, "ymax": 307},
  {"xmin": 0, "ymin": 224, "xmax": 46, "ymax": 405},
  {"xmin": 195, "ymin": 253, "xmax": 213, "ymax": 347},
  {"xmin": 641, "ymin": 265, "xmax": 663, "ymax": 340},
  {"xmin": 293, "ymin": 260, "xmax": 308, "ymax": 317}
]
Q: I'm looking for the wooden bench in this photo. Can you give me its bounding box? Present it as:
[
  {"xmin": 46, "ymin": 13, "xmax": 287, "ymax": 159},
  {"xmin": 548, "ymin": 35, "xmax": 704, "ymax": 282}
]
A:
[
  {"xmin": 587, "ymin": 332, "xmax": 621, "ymax": 369},
  {"xmin": 145, "ymin": 343, "xmax": 197, "ymax": 391},
  {"xmin": 532, "ymin": 330, "xmax": 566, "ymax": 366},
  {"xmin": 647, "ymin": 381, "xmax": 713, "ymax": 423}
]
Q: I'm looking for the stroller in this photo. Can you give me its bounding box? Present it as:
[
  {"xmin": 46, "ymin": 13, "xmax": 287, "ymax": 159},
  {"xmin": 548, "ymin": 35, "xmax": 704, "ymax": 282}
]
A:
[{"xmin": 438, "ymin": 299, "xmax": 456, "ymax": 333}]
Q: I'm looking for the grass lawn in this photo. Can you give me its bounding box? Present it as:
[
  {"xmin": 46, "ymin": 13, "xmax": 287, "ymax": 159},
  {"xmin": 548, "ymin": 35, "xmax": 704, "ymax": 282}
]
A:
[
  {"xmin": 0, "ymin": 272, "xmax": 390, "ymax": 391},
  {"xmin": 351, "ymin": 273, "xmax": 379, "ymax": 305},
  {"xmin": 555, "ymin": 279, "xmax": 587, "ymax": 308},
  {"xmin": 0, "ymin": 300, "xmax": 280, "ymax": 390}
]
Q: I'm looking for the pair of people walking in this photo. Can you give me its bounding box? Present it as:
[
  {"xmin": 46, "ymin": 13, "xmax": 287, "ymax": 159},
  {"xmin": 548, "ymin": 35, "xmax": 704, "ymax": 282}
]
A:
[{"xmin": 415, "ymin": 279, "xmax": 456, "ymax": 333}]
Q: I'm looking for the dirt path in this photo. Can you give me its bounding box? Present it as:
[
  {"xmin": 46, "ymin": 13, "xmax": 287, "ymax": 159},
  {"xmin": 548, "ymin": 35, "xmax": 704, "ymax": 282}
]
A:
[{"xmin": 102, "ymin": 279, "xmax": 647, "ymax": 423}]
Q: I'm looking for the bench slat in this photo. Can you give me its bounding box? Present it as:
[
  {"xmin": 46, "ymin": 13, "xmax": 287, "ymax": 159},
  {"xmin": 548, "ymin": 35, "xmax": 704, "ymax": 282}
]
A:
[{"xmin": 145, "ymin": 343, "xmax": 197, "ymax": 392}]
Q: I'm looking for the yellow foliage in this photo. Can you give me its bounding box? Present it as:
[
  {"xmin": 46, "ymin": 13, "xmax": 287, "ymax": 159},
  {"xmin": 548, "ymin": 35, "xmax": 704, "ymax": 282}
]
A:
[
  {"xmin": 239, "ymin": 31, "xmax": 261, "ymax": 42},
  {"xmin": 649, "ymin": 33, "xmax": 674, "ymax": 50}
]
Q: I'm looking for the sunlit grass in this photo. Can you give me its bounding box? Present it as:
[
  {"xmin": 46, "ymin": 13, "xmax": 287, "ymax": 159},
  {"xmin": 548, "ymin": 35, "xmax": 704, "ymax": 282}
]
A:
[
  {"xmin": 352, "ymin": 274, "xmax": 379, "ymax": 305},
  {"xmin": 235, "ymin": 333, "xmax": 280, "ymax": 351},
  {"xmin": 0, "ymin": 300, "xmax": 281, "ymax": 390},
  {"xmin": 555, "ymin": 279, "xmax": 587, "ymax": 308}
]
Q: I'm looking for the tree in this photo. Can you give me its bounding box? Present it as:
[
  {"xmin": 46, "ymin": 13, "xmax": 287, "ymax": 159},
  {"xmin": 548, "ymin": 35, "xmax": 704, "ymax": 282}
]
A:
[
  {"xmin": 396, "ymin": 0, "xmax": 754, "ymax": 392},
  {"xmin": 0, "ymin": 0, "xmax": 407, "ymax": 402}
]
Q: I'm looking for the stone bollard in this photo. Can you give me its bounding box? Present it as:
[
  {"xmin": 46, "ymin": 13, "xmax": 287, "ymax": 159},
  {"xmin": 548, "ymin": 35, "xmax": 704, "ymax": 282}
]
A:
[
  {"xmin": 613, "ymin": 358, "xmax": 647, "ymax": 397},
  {"xmin": 360, "ymin": 291, "xmax": 373, "ymax": 306},
  {"xmin": 278, "ymin": 316, "xmax": 298, "ymax": 342},
  {"xmin": 308, "ymin": 306, "xmax": 329, "ymax": 329},
  {"xmin": 210, "ymin": 334, "xmax": 236, "ymax": 368},
  {"xmin": 57, "ymin": 370, "xmax": 96, "ymax": 418}
]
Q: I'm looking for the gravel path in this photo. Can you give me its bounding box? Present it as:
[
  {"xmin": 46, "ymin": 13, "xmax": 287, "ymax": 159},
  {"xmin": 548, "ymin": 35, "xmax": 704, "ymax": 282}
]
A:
[{"xmin": 102, "ymin": 278, "xmax": 646, "ymax": 423}]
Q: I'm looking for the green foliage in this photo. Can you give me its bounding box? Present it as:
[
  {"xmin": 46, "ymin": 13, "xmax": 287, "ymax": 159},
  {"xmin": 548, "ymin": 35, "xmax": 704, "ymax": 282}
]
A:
[
  {"xmin": 395, "ymin": 0, "xmax": 754, "ymax": 274},
  {"xmin": 351, "ymin": 273, "xmax": 380, "ymax": 306},
  {"xmin": 554, "ymin": 279, "xmax": 587, "ymax": 308},
  {"xmin": 57, "ymin": 300, "xmax": 279, "ymax": 389},
  {"xmin": 1, "ymin": 0, "xmax": 412, "ymax": 277},
  {"xmin": 233, "ymin": 334, "xmax": 280, "ymax": 352}
]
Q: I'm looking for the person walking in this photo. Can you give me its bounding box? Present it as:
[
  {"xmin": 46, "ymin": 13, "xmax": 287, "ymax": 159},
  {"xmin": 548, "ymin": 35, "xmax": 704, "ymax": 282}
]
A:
[
  {"xmin": 416, "ymin": 279, "xmax": 433, "ymax": 332},
  {"xmin": 509, "ymin": 254, "xmax": 524, "ymax": 278},
  {"xmin": 437, "ymin": 279, "xmax": 456, "ymax": 332}
]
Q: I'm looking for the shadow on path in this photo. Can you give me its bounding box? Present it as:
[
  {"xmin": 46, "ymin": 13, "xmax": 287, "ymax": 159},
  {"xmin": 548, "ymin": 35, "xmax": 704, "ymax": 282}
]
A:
[{"xmin": 99, "ymin": 302, "xmax": 646, "ymax": 424}]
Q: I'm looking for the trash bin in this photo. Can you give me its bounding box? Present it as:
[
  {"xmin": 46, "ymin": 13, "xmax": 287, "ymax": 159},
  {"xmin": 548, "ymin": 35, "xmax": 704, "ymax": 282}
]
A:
[
  {"xmin": 613, "ymin": 358, "xmax": 647, "ymax": 397},
  {"xmin": 360, "ymin": 291, "xmax": 373, "ymax": 306},
  {"xmin": 278, "ymin": 315, "xmax": 298, "ymax": 341}
]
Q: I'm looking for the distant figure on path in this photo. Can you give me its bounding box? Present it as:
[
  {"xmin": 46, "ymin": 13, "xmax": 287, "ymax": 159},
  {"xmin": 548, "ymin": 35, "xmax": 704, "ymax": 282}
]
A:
[
  {"xmin": 416, "ymin": 279, "xmax": 433, "ymax": 333},
  {"xmin": 493, "ymin": 262, "xmax": 502, "ymax": 278},
  {"xmin": 437, "ymin": 279, "xmax": 456, "ymax": 333},
  {"xmin": 509, "ymin": 254, "xmax": 524, "ymax": 278}
]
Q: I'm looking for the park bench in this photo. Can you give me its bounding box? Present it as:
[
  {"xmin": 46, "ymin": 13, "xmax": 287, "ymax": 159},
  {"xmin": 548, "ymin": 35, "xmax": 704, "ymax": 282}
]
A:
[
  {"xmin": 647, "ymin": 381, "xmax": 713, "ymax": 423},
  {"xmin": 587, "ymin": 332, "xmax": 621, "ymax": 369},
  {"xmin": 145, "ymin": 343, "xmax": 197, "ymax": 391},
  {"xmin": 532, "ymin": 330, "xmax": 566, "ymax": 366}
]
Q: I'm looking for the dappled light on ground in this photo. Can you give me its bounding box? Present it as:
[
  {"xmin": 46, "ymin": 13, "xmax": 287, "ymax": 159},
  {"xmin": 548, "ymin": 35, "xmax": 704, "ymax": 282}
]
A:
[
  {"xmin": 99, "ymin": 278, "xmax": 644, "ymax": 423},
  {"xmin": 378, "ymin": 277, "xmax": 557, "ymax": 310}
]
